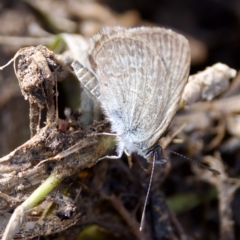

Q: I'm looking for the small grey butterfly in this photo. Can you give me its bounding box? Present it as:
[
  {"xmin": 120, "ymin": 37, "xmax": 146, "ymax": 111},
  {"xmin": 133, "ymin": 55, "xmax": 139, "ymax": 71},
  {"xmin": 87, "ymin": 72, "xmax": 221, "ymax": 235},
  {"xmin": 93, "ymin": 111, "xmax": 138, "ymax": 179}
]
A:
[{"xmin": 72, "ymin": 26, "xmax": 191, "ymax": 163}]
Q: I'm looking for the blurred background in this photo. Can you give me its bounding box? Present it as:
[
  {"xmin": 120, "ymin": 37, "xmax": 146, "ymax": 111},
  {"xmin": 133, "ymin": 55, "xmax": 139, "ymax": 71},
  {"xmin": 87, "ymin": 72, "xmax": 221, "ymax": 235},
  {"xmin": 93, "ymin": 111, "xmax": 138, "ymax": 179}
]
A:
[{"xmin": 0, "ymin": 0, "xmax": 240, "ymax": 239}]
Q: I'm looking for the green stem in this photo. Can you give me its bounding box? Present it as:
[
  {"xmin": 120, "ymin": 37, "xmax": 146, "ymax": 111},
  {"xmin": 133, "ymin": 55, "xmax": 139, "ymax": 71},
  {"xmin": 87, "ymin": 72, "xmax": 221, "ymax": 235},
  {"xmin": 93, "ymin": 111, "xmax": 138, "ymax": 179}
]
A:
[{"xmin": 22, "ymin": 171, "xmax": 62, "ymax": 210}]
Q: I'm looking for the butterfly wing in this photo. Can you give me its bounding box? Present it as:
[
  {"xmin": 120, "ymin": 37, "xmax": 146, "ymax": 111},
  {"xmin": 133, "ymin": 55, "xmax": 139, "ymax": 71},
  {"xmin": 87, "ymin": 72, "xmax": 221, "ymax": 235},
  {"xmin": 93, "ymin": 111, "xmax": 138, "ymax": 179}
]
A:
[
  {"xmin": 88, "ymin": 27, "xmax": 190, "ymax": 149},
  {"xmin": 72, "ymin": 60, "xmax": 101, "ymax": 100}
]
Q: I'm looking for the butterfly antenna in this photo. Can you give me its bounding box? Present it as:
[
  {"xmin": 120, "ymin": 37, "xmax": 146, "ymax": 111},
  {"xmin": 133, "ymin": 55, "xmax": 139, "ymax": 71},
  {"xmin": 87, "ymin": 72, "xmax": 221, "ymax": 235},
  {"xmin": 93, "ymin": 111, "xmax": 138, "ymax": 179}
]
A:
[
  {"xmin": 166, "ymin": 149, "xmax": 220, "ymax": 175},
  {"xmin": 140, "ymin": 153, "xmax": 156, "ymax": 231}
]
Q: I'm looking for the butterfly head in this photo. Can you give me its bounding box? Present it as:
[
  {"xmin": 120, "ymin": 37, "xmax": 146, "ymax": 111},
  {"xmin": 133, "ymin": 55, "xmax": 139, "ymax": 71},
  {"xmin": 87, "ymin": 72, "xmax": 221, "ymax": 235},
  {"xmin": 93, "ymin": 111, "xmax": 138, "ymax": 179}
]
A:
[{"xmin": 145, "ymin": 144, "xmax": 166, "ymax": 164}]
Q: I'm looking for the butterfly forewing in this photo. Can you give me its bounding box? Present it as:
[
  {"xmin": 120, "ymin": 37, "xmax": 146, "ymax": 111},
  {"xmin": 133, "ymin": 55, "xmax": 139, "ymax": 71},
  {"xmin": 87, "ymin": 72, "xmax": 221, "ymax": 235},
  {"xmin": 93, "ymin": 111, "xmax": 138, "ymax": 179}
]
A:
[{"xmin": 88, "ymin": 27, "xmax": 190, "ymax": 150}]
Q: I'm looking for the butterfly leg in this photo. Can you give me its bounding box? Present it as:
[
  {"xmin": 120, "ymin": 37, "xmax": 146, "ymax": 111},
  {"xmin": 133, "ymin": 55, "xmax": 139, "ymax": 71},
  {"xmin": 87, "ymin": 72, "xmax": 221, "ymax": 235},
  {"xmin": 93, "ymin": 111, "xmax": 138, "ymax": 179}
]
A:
[
  {"xmin": 86, "ymin": 132, "xmax": 118, "ymax": 138},
  {"xmin": 96, "ymin": 142, "xmax": 124, "ymax": 162},
  {"xmin": 124, "ymin": 149, "xmax": 133, "ymax": 168}
]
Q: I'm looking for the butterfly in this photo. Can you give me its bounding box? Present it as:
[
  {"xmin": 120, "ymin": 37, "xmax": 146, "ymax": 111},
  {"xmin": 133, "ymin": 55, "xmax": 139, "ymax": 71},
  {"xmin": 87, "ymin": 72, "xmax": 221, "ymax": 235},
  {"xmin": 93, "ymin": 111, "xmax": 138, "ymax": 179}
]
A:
[{"xmin": 72, "ymin": 26, "xmax": 191, "ymax": 164}]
